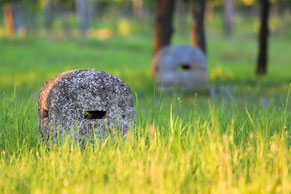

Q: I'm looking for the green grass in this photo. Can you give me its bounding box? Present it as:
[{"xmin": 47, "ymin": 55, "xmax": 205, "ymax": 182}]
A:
[{"xmin": 0, "ymin": 15, "xmax": 290, "ymax": 193}]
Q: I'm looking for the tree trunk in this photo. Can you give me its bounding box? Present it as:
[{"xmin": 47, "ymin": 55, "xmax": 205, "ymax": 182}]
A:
[
  {"xmin": 205, "ymin": 2, "xmax": 213, "ymax": 22},
  {"xmin": 191, "ymin": 0, "xmax": 206, "ymax": 54},
  {"xmin": 62, "ymin": 10, "xmax": 72, "ymax": 38},
  {"xmin": 152, "ymin": 0, "xmax": 176, "ymax": 73},
  {"xmin": 87, "ymin": 0, "xmax": 97, "ymax": 25},
  {"xmin": 274, "ymin": 0, "xmax": 285, "ymax": 16},
  {"xmin": 257, "ymin": 0, "xmax": 270, "ymax": 75},
  {"xmin": 76, "ymin": 0, "xmax": 88, "ymax": 36},
  {"xmin": 3, "ymin": 3, "xmax": 15, "ymax": 37},
  {"xmin": 24, "ymin": 8, "xmax": 37, "ymax": 36},
  {"xmin": 44, "ymin": 1, "xmax": 55, "ymax": 31},
  {"xmin": 153, "ymin": 0, "xmax": 176, "ymax": 55},
  {"xmin": 133, "ymin": 0, "xmax": 144, "ymax": 20},
  {"xmin": 223, "ymin": 0, "xmax": 233, "ymax": 35}
]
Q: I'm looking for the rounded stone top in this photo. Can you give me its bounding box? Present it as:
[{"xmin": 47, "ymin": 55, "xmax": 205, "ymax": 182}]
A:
[
  {"xmin": 154, "ymin": 45, "xmax": 207, "ymax": 72},
  {"xmin": 38, "ymin": 69, "xmax": 135, "ymax": 144}
]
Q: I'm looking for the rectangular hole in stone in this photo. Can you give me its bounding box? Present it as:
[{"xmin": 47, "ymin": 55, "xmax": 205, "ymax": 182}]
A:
[
  {"xmin": 43, "ymin": 110, "xmax": 48, "ymax": 118},
  {"xmin": 84, "ymin": 110, "xmax": 107, "ymax": 119},
  {"xmin": 177, "ymin": 64, "xmax": 191, "ymax": 71}
]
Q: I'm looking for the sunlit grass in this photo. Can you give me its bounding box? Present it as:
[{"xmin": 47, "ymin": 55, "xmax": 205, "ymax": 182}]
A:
[{"xmin": 0, "ymin": 91, "xmax": 290, "ymax": 193}]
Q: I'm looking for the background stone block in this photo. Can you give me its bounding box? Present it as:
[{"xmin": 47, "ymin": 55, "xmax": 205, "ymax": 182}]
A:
[{"xmin": 153, "ymin": 45, "xmax": 209, "ymax": 90}]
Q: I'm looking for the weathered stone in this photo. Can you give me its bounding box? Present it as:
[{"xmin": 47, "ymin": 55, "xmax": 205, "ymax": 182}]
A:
[
  {"xmin": 38, "ymin": 69, "xmax": 135, "ymax": 144},
  {"xmin": 153, "ymin": 45, "xmax": 208, "ymax": 90}
]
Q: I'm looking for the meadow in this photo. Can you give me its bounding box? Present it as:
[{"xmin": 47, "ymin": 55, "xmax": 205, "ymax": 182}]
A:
[{"xmin": 0, "ymin": 15, "xmax": 290, "ymax": 193}]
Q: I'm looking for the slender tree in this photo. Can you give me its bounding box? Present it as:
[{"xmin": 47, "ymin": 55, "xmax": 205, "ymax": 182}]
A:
[
  {"xmin": 3, "ymin": 3, "xmax": 14, "ymax": 37},
  {"xmin": 191, "ymin": 0, "xmax": 206, "ymax": 54},
  {"xmin": 2, "ymin": 0, "xmax": 27, "ymax": 37},
  {"xmin": 44, "ymin": 1, "xmax": 55, "ymax": 31},
  {"xmin": 75, "ymin": 0, "xmax": 88, "ymax": 36},
  {"xmin": 223, "ymin": 0, "xmax": 233, "ymax": 35},
  {"xmin": 88, "ymin": 0, "xmax": 97, "ymax": 25},
  {"xmin": 152, "ymin": 0, "xmax": 176, "ymax": 72},
  {"xmin": 133, "ymin": 0, "xmax": 144, "ymax": 20},
  {"xmin": 257, "ymin": 0, "xmax": 271, "ymax": 75}
]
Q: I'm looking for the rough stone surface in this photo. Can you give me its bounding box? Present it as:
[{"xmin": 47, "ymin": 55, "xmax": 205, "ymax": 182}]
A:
[
  {"xmin": 38, "ymin": 69, "xmax": 135, "ymax": 144},
  {"xmin": 153, "ymin": 45, "xmax": 208, "ymax": 90}
]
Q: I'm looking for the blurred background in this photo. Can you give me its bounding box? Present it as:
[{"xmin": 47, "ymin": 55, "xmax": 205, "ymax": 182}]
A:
[
  {"xmin": 0, "ymin": 0, "xmax": 290, "ymax": 39},
  {"xmin": 0, "ymin": 0, "xmax": 290, "ymax": 106}
]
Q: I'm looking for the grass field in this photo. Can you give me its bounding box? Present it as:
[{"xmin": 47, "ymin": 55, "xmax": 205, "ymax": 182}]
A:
[{"xmin": 0, "ymin": 16, "xmax": 290, "ymax": 193}]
